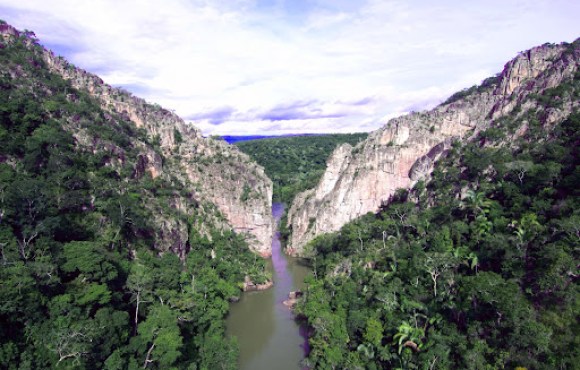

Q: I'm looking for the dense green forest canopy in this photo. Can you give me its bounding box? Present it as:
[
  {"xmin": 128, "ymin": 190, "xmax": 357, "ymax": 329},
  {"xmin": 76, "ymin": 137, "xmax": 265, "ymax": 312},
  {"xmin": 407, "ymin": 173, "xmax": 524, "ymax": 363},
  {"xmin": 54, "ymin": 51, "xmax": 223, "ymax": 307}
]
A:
[
  {"xmin": 235, "ymin": 133, "xmax": 367, "ymax": 205},
  {"xmin": 2, "ymin": 20, "xmax": 579, "ymax": 370},
  {"xmin": 296, "ymin": 106, "xmax": 580, "ymax": 368},
  {"xmin": 0, "ymin": 26, "xmax": 267, "ymax": 369}
]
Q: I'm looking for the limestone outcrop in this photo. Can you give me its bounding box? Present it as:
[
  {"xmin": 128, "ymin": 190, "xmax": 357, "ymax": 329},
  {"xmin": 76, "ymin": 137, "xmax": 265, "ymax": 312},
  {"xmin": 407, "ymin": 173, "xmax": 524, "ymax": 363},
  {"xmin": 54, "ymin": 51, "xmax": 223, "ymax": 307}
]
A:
[
  {"xmin": 283, "ymin": 291, "xmax": 303, "ymax": 309},
  {"xmin": 0, "ymin": 24, "xmax": 274, "ymax": 255},
  {"xmin": 243, "ymin": 276, "xmax": 274, "ymax": 291},
  {"xmin": 288, "ymin": 40, "xmax": 580, "ymax": 256},
  {"xmin": 45, "ymin": 48, "xmax": 274, "ymax": 256}
]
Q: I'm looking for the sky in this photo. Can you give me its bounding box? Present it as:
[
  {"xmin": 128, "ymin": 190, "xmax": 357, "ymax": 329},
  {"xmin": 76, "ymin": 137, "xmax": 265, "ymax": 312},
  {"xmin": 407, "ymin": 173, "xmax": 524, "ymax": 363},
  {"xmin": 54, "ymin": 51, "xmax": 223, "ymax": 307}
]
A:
[{"xmin": 1, "ymin": 1, "xmax": 579, "ymax": 136}]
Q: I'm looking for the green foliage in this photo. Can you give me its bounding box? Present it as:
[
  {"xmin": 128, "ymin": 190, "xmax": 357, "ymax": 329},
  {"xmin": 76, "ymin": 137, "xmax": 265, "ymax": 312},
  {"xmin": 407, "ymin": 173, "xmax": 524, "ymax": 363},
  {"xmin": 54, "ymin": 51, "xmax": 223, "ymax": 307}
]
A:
[
  {"xmin": 532, "ymin": 69, "xmax": 580, "ymax": 109},
  {"xmin": 442, "ymin": 74, "xmax": 500, "ymax": 105},
  {"xmin": 236, "ymin": 133, "xmax": 367, "ymax": 205},
  {"xmin": 174, "ymin": 128, "xmax": 183, "ymax": 144},
  {"xmin": 0, "ymin": 29, "xmax": 265, "ymax": 369},
  {"xmin": 297, "ymin": 110, "xmax": 580, "ymax": 369},
  {"xmin": 135, "ymin": 305, "xmax": 183, "ymax": 368},
  {"xmin": 239, "ymin": 183, "xmax": 252, "ymax": 202}
]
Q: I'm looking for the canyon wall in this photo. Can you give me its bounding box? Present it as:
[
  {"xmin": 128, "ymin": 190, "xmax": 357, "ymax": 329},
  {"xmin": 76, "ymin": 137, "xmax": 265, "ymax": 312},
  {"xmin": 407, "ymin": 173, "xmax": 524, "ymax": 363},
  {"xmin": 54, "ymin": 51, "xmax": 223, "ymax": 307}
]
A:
[
  {"xmin": 1, "ymin": 25, "xmax": 274, "ymax": 255},
  {"xmin": 288, "ymin": 40, "xmax": 580, "ymax": 256}
]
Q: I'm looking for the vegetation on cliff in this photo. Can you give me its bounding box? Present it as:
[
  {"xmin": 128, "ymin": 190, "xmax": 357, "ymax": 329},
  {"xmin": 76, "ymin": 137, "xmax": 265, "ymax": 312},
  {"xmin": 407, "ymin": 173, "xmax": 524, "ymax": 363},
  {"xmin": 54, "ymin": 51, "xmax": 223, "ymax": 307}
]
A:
[
  {"xmin": 296, "ymin": 87, "xmax": 580, "ymax": 368},
  {"xmin": 0, "ymin": 25, "xmax": 267, "ymax": 369},
  {"xmin": 235, "ymin": 133, "xmax": 367, "ymax": 206},
  {"xmin": 236, "ymin": 134, "xmax": 367, "ymax": 249}
]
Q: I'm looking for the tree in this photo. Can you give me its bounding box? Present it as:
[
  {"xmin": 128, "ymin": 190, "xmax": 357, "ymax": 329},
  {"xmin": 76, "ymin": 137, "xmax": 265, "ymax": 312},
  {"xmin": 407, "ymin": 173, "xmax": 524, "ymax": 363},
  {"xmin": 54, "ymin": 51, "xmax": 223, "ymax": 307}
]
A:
[
  {"xmin": 463, "ymin": 189, "xmax": 492, "ymax": 218},
  {"xmin": 136, "ymin": 305, "xmax": 183, "ymax": 369},
  {"xmin": 424, "ymin": 253, "xmax": 454, "ymax": 297},
  {"xmin": 511, "ymin": 213, "xmax": 542, "ymax": 250},
  {"xmin": 505, "ymin": 160, "xmax": 534, "ymax": 185},
  {"xmin": 364, "ymin": 317, "xmax": 384, "ymax": 347},
  {"xmin": 61, "ymin": 241, "xmax": 117, "ymax": 283},
  {"xmin": 7, "ymin": 177, "xmax": 54, "ymax": 260},
  {"xmin": 393, "ymin": 321, "xmax": 424, "ymax": 355},
  {"xmin": 127, "ymin": 260, "xmax": 153, "ymax": 327},
  {"xmin": 198, "ymin": 324, "xmax": 238, "ymax": 370}
]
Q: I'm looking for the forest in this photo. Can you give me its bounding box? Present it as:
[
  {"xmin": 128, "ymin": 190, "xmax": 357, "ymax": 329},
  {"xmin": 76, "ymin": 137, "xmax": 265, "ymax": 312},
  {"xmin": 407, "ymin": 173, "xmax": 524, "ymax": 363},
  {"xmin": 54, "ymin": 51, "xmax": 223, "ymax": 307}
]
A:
[
  {"xmin": 1, "ymin": 20, "xmax": 579, "ymax": 370},
  {"xmin": 235, "ymin": 133, "xmax": 367, "ymax": 206},
  {"xmin": 295, "ymin": 103, "xmax": 580, "ymax": 367},
  {"xmin": 0, "ymin": 27, "xmax": 267, "ymax": 369}
]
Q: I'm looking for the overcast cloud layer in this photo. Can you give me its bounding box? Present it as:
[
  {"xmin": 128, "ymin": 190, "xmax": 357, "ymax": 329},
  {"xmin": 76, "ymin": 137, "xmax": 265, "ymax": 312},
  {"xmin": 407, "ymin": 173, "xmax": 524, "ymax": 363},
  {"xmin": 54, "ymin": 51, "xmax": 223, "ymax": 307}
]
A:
[{"xmin": 1, "ymin": 0, "xmax": 579, "ymax": 135}]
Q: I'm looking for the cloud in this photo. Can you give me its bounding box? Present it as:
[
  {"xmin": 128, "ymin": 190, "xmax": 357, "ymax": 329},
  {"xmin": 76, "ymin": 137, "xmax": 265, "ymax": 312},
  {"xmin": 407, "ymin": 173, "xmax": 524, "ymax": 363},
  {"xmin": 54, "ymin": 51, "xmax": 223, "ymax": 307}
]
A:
[
  {"xmin": 186, "ymin": 106, "xmax": 237, "ymax": 125},
  {"xmin": 0, "ymin": 0, "xmax": 578, "ymax": 135},
  {"xmin": 256, "ymin": 100, "xmax": 347, "ymax": 121},
  {"xmin": 342, "ymin": 97, "xmax": 376, "ymax": 107}
]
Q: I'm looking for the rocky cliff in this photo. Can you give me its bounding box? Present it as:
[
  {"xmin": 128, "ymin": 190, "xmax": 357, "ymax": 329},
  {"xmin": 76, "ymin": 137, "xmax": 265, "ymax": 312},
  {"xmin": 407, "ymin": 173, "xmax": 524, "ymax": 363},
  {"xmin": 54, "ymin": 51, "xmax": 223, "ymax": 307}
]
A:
[
  {"xmin": 287, "ymin": 39, "xmax": 580, "ymax": 255},
  {"xmin": 1, "ymin": 24, "xmax": 273, "ymax": 256}
]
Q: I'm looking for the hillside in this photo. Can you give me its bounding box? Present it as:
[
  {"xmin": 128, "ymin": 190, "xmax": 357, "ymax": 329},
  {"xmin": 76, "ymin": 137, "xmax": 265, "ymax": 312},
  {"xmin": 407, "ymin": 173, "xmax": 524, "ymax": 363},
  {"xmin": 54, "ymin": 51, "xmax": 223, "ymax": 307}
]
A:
[
  {"xmin": 235, "ymin": 133, "xmax": 367, "ymax": 206},
  {"xmin": 0, "ymin": 24, "xmax": 274, "ymax": 256},
  {"xmin": 288, "ymin": 39, "xmax": 580, "ymax": 256},
  {"xmin": 0, "ymin": 23, "xmax": 271, "ymax": 369},
  {"xmin": 294, "ymin": 44, "xmax": 580, "ymax": 368}
]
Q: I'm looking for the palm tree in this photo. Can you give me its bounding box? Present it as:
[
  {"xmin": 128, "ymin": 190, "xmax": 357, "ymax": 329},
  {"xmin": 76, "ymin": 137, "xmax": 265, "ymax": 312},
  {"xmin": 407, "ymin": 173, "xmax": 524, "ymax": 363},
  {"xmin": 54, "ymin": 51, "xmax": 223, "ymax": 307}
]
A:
[
  {"xmin": 393, "ymin": 321, "xmax": 424, "ymax": 354},
  {"xmin": 464, "ymin": 189, "xmax": 492, "ymax": 218}
]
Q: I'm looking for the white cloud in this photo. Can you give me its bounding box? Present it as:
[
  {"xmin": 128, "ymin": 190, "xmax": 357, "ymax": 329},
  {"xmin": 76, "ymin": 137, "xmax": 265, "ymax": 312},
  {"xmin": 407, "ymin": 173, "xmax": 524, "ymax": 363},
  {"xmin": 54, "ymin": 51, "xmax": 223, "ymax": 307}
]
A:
[{"xmin": 0, "ymin": 0, "xmax": 578, "ymax": 135}]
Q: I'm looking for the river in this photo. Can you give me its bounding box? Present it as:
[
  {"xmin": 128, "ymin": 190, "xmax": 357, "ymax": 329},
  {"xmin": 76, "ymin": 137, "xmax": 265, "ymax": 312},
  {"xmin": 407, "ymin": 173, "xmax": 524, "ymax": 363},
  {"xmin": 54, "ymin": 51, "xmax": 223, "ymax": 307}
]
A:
[{"xmin": 226, "ymin": 203, "xmax": 311, "ymax": 369}]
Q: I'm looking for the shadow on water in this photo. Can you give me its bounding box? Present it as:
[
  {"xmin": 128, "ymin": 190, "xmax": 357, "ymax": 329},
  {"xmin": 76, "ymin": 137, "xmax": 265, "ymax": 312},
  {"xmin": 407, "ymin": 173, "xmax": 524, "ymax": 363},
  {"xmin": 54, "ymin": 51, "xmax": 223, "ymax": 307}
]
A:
[{"xmin": 226, "ymin": 203, "xmax": 312, "ymax": 370}]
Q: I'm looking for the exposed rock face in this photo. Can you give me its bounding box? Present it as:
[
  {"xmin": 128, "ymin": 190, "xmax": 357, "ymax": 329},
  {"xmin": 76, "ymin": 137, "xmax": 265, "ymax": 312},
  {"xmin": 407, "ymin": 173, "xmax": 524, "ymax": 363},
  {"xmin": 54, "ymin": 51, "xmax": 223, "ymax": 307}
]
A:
[
  {"xmin": 282, "ymin": 290, "xmax": 303, "ymax": 309},
  {"xmin": 0, "ymin": 25, "xmax": 274, "ymax": 255},
  {"xmin": 288, "ymin": 40, "xmax": 580, "ymax": 256},
  {"xmin": 243, "ymin": 275, "xmax": 274, "ymax": 291},
  {"xmin": 44, "ymin": 45, "xmax": 274, "ymax": 256}
]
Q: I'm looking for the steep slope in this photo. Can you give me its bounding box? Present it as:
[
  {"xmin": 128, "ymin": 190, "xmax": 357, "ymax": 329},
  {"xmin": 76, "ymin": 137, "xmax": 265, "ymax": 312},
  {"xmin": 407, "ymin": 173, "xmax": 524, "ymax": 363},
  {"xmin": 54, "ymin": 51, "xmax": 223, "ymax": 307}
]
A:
[
  {"xmin": 288, "ymin": 39, "xmax": 580, "ymax": 255},
  {"xmin": 297, "ymin": 106, "xmax": 580, "ymax": 370},
  {"xmin": 0, "ymin": 23, "xmax": 274, "ymax": 369},
  {"xmin": 0, "ymin": 24, "xmax": 273, "ymax": 256}
]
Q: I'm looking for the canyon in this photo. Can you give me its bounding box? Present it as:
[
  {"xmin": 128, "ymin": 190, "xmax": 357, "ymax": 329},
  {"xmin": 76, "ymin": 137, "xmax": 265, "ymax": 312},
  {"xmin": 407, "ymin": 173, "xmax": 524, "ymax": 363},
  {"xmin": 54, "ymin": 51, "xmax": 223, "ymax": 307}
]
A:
[{"xmin": 2, "ymin": 19, "xmax": 577, "ymax": 370}]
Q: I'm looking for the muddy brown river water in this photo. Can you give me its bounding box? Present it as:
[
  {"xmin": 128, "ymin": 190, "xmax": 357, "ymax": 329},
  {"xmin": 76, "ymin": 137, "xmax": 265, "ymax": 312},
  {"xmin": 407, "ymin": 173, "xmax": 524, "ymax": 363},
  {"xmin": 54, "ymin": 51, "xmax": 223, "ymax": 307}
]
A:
[{"xmin": 226, "ymin": 203, "xmax": 311, "ymax": 369}]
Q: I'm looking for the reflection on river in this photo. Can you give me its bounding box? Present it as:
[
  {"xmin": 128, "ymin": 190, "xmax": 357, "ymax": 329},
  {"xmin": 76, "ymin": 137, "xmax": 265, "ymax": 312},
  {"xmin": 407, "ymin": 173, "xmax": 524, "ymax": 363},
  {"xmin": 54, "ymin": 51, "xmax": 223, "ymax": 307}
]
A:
[{"xmin": 226, "ymin": 203, "xmax": 311, "ymax": 370}]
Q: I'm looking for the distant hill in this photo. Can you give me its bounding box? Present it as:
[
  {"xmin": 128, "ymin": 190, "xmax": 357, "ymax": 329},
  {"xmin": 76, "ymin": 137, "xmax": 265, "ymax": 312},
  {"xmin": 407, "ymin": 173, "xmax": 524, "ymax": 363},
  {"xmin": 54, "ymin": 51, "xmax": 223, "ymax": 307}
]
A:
[
  {"xmin": 235, "ymin": 133, "xmax": 368, "ymax": 206},
  {"xmin": 219, "ymin": 133, "xmax": 350, "ymax": 144},
  {"xmin": 220, "ymin": 135, "xmax": 282, "ymax": 144}
]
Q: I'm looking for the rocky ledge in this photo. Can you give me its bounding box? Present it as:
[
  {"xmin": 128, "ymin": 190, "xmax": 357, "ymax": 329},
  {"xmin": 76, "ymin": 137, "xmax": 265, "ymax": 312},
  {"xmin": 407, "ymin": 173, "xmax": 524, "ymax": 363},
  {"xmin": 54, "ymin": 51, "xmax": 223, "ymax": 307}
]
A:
[
  {"xmin": 282, "ymin": 290, "xmax": 304, "ymax": 309},
  {"xmin": 242, "ymin": 276, "xmax": 274, "ymax": 292}
]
